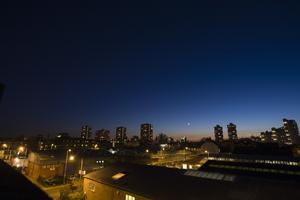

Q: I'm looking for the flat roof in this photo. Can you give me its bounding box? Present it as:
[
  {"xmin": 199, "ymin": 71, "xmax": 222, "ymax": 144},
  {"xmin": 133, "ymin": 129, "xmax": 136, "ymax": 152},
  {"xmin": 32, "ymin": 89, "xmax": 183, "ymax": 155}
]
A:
[{"xmin": 84, "ymin": 163, "xmax": 300, "ymax": 200}]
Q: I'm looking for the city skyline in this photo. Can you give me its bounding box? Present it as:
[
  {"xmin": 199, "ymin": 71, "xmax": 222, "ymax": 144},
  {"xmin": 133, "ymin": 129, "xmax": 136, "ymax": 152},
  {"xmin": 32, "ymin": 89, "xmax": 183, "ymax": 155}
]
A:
[
  {"xmin": 1, "ymin": 1, "xmax": 300, "ymax": 200},
  {"xmin": 1, "ymin": 1, "xmax": 300, "ymax": 138},
  {"xmin": 0, "ymin": 119, "xmax": 293, "ymax": 141}
]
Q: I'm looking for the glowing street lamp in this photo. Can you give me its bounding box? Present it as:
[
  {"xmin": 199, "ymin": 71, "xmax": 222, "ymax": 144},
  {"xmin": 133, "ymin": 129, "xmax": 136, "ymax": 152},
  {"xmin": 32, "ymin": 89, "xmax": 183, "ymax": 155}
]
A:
[
  {"xmin": 204, "ymin": 150, "xmax": 209, "ymax": 158},
  {"xmin": 2, "ymin": 143, "xmax": 8, "ymax": 148},
  {"xmin": 63, "ymin": 149, "xmax": 72, "ymax": 184},
  {"xmin": 18, "ymin": 146, "xmax": 24, "ymax": 152},
  {"xmin": 69, "ymin": 155, "xmax": 75, "ymax": 161}
]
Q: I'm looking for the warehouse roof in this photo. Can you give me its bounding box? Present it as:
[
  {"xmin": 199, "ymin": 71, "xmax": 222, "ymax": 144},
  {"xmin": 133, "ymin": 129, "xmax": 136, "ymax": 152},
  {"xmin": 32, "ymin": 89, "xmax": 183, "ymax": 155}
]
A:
[{"xmin": 84, "ymin": 162, "xmax": 300, "ymax": 200}]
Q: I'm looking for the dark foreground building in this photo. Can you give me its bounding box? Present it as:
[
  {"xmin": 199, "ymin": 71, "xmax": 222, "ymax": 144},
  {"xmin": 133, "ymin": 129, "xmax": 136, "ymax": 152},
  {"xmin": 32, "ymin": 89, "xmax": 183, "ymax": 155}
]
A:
[
  {"xmin": 84, "ymin": 162, "xmax": 300, "ymax": 200},
  {"xmin": 0, "ymin": 82, "xmax": 5, "ymax": 102},
  {"xmin": 0, "ymin": 160, "xmax": 51, "ymax": 200}
]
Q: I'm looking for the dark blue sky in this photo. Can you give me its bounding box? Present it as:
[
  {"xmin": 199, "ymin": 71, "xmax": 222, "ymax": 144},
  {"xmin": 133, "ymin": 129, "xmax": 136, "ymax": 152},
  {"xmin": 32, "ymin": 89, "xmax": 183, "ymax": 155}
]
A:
[{"xmin": 1, "ymin": 0, "xmax": 300, "ymax": 139}]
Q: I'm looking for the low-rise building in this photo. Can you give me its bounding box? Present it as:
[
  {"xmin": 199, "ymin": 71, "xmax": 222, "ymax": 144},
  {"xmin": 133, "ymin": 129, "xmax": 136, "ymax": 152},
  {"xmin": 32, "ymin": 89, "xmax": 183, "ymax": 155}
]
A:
[
  {"xmin": 26, "ymin": 152, "xmax": 64, "ymax": 181},
  {"xmin": 84, "ymin": 162, "xmax": 300, "ymax": 200}
]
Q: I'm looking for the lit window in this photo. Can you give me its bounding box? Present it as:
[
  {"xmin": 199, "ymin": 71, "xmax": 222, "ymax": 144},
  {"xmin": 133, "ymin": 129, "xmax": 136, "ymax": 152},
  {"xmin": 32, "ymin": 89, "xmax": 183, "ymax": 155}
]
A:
[
  {"xmin": 88, "ymin": 182, "xmax": 95, "ymax": 192},
  {"xmin": 125, "ymin": 194, "xmax": 135, "ymax": 200}
]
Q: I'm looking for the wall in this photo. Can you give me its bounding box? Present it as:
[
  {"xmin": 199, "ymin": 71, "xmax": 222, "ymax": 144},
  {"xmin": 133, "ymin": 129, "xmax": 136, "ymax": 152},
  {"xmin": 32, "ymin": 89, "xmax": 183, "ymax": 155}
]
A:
[
  {"xmin": 83, "ymin": 178, "xmax": 150, "ymax": 200},
  {"xmin": 26, "ymin": 161, "xmax": 64, "ymax": 180}
]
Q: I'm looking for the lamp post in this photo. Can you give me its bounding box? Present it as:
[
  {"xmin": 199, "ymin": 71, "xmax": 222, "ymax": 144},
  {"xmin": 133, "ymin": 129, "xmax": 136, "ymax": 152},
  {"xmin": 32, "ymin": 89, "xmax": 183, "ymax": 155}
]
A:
[
  {"xmin": 184, "ymin": 147, "xmax": 188, "ymax": 161},
  {"xmin": 63, "ymin": 149, "xmax": 72, "ymax": 184},
  {"xmin": 204, "ymin": 150, "xmax": 209, "ymax": 159},
  {"xmin": 79, "ymin": 158, "xmax": 84, "ymax": 190}
]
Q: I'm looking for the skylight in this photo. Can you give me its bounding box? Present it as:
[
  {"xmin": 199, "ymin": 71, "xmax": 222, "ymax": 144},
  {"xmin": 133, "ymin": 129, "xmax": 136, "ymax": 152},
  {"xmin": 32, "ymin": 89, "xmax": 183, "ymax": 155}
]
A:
[{"xmin": 112, "ymin": 173, "xmax": 126, "ymax": 180}]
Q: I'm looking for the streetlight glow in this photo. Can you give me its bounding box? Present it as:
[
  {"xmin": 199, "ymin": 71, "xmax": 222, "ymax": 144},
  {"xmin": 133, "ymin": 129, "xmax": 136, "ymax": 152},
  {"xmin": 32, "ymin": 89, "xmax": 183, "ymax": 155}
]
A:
[{"xmin": 18, "ymin": 146, "xmax": 24, "ymax": 152}]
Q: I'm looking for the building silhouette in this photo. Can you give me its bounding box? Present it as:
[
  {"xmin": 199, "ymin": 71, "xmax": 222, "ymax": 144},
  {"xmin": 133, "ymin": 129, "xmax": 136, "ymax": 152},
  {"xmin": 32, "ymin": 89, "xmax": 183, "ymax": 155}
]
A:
[
  {"xmin": 81, "ymin": 125, "xmax": 92, "ymax": 139},
  {"xmin": 214, "ymin": 125, "xmax": 223, "ymax": 143},
  {"xmin": 271, "ymin": 127, "xmax": 285, "ymax": 144},
  {"xmin": 227, "ymin": 123, "xmax": 238, "ymax": 141},
  {"xmin": 116, "ymin": 127, "xmax": 127, "ymax": 144},
  {"xmin": 283, "ymin": 118, "xmax": 299, "ymax": 145},
  {"xmin": 260, "ymin": 131, "xmax": 272, "ymax": 143},
  {"xmin": 140, "ymin": 123, "xmax": 153, "ymax": 144},
  {"xmin": 95, "ymin": 129, "xmax": 110, "ymax": 142}
]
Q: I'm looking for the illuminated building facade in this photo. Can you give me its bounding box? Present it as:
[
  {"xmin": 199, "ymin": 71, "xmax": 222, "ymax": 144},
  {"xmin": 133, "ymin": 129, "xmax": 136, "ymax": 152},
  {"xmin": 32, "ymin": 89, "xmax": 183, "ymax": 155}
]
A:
[
  {"xmin": 81, "ymin": 125, "xmax": 92, "ymax": 139},
  {"xmin": 214, "ymin": 125, "xmax": 223, "ymax": 143},
  {"xmin": 227, "ymin": 123, "xmax": 238, "ymax": 141},
  {"xmin": 283, "ymin": 118, "xmax": 299, "ymax": 145},
  {"xmin": 260, "ymin": 131, "xmax": 272, "ymax": 143},
  {"xmin": 116, "ymin": 127, "xmax": 127, "ymax": 144},
  {"xmin": 140, "ymin": 123, "xmax": 153, "ymax": 144},
  {"xmin": 271, "ymin": 127, "xmax": 285, "ymax": 144},
  {"xmin": 95, "ymin": 129, "xmax": 110, "ymax": 142}
]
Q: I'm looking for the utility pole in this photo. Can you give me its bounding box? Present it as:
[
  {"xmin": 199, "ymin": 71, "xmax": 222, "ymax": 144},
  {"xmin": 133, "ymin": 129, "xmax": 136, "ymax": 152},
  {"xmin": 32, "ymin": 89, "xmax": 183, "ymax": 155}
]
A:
[
  {"xmin": 63, "ymin": 149, "xmax": 71, "ymax": 184},
  {"xmin": 79, "ymin": 158, "xmax": 84, "ymax": 190}
]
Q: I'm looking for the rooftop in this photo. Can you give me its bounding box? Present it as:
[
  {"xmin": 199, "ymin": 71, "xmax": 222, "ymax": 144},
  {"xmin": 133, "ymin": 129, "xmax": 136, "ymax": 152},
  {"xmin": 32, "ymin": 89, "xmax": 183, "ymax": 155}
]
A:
[{"xmin": 84, "ymin": 162, "xmax": 300, "ymax": 200}]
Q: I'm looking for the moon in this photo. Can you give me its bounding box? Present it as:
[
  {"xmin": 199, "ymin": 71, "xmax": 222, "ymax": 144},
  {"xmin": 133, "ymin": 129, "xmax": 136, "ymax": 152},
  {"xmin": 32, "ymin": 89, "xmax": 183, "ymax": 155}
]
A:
[{"xmin": 187, "ymin": 122, "xmax": 191, "ymax": 126}]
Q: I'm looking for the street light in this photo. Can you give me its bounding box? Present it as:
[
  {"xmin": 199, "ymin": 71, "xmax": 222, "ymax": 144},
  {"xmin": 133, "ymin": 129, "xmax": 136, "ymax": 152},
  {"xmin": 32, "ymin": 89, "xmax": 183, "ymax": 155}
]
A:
[
  {"xmin": 79, "ymin": 158, "xmax": 85, "ymax": 191},
  {"xmin": 17, "ymin": 146, "xmax": 26, "ymax": 156},
  {"xmin": 204, "ymin": 150, "xmax": 209, "ymax": 159},
  {"xmin": 18, "ymin": 146, "xmax": 24, "ymax": 152},
  {"xmin": 69, "ymin": 155, "xmax": 75, "ymax": 161},
  {"xmin": 184, "ymin": 147, "xmax": 188, "ymax": 161},
  {"xmin": 63, "ymin": 149, "xmax": 72, "ymax": 184}
]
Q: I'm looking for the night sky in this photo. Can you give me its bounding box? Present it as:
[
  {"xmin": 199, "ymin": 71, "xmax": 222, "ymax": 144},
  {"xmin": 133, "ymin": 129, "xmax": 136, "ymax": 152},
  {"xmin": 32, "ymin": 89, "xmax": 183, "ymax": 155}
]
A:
[{"xmin": 1, "ymin": 1, "xmax": 300, "ymax": 139}]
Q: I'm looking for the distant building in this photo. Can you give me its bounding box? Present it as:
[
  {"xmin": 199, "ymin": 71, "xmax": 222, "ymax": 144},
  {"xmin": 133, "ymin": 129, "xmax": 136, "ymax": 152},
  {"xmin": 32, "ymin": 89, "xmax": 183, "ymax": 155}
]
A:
[
  {"xmin": 130, "ymin": 135, "xmax": 139, "ymax": 142},
  {"xmin": 283, "ymin": 118, "xmax": 299, "ymax": 145},
  {"xmin": 271, "ymin": 127, "xmax": 285, "ymax": 144},
  {"xmin": 180, "ymin": 136, "xmax": 188, "ymax": 143},
  {"xmin": 140, "ymin": 123, "xmax": 153, "ymax": 144},
  {"xmin": 56, "ymin": 132, "xmax": 70, "ymax": 139},
  {"xmin": 227, "ymin": 123, "xmax": 238, "ymax": 141},
  {"xmin": 81, "ymin": 125, "xmax": 92, "ymax": 139},
  {"xmin": 200, "ymin": 141, "xmax": 220, "ymax": 154},
  {"xmin": 116, "ymin": 127, "xmax": 127, "ymax": 144},
  {"xmin": 260, "ymin": 131, "xmax": 272, "ymax": 143},
  {"xmin": 214, "ymin": 125, "xmax": 223, "ymax": 143},
  {"xmin": 54, "ymin": 137, "xmax": 98, "ymax": 149},
  {"xmin": 155, "ymin": 133, "xmax": 168, "ymax": 144},
  {"xmin": 26, "ymin": 152, "xmax": 64, "ymax": 181},
  {"xmin": 95, "ymin": 129, "xmax": 110, "ymax": 142}
]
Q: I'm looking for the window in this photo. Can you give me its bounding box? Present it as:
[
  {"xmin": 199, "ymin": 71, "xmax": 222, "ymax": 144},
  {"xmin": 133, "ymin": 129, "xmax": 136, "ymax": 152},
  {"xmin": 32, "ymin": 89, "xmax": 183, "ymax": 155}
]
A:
[
  {"xmin": 88, "ymin": 182, "xmax": 95, "ymax": 192},
  {"xmin": 125, "ymin": 194, "xmax": 135, "ymax": 200}
]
